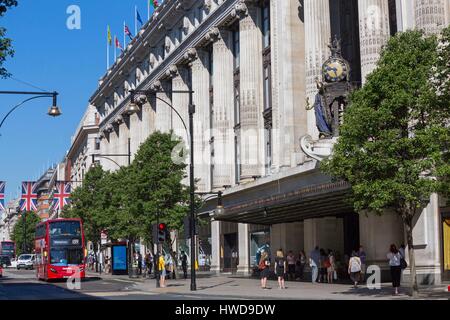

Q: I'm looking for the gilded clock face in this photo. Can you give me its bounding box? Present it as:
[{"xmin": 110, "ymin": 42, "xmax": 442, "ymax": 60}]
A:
[{"xmin": 322, "ymin": 58, "xmax": 348, "ymax": 82}]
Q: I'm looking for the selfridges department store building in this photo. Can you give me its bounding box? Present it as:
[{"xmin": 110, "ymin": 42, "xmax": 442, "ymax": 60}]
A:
[{"xmin": 72, "ymin": 0, "xmax": 450, "ymax": 284}]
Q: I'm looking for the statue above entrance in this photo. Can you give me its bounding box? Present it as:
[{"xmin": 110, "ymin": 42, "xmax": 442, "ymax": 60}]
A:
[
  {"xmin": 311, "ymin": 36, "xmax": 353, "ymax": 138},
  {"xmin": 302, "ymin": 37, "xmax": 354, "ymax": 161}
]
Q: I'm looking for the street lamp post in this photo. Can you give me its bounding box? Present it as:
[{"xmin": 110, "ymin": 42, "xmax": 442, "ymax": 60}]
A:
[
  {"xmin": 129, "ymin": 89, "xmax": 199, "ymax": 289},
  {"xmin": 0, "ymin": 91, "xmax": 62, "ymax": 132},
  {"xmin": 91, "ymin": 137, "xmax": 131, "ymax": 167},
  {"xmin": 0, "ymin": 90, "xmax": 61, "ymax": 254},
  {"xmin": 90, "ymin": 137, "xmax": 135, "ymax": 276},
  {"xmin": 129, "ymin": 90, "xmax": 225, "ymax": 291},
  {"xmin": 22, "ymin": 210, "xmax": 26, "ymax": 254}
]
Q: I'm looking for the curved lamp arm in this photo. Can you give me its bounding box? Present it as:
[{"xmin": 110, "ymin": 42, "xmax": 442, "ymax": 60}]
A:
[
  {"xmin": 130, "ymin": 90, "xmax": 191, "ymax": 147},
  {"xmin": 92, "ymin": 155, "xmax": 123, "ymax": 169},
  {"xmin": 154, "ymin": 96, "xmax": 191, "ymax": 147},
  {"xmin": 0, "ymin": 95, "xmax": 50, "ymax": 131}
]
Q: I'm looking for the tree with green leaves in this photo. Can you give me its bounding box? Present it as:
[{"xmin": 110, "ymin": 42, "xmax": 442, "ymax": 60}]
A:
[
  {"xmin": 0, "ymin": 0, "xmax": 18, "ymax": 78},
  {"xmin": 62, "ymin": 165, "xmax": 111, "ymax": 254},
  {"xmin": 11, "ymin": 210, "xmax": 40, "ymax": 256},
  {"xmin": 322, "ymin": 30, "xmax": 450, "ymax": 297}
]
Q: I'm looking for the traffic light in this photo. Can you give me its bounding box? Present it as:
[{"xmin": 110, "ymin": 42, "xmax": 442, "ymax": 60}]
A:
[
  {"xmin": 158, "ymin": 223, "xmax": 167, "ymax": 243},
  {"xmin": 152, "ymin": 223, "xmax": 168, "ymax": 243}
]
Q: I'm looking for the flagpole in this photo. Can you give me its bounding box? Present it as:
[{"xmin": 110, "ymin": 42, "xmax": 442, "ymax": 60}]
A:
[
  {"xmin": 114, "ymin": 36, "xmax": 117, "ymax": 61},
  {"xmin": 135, "ymin": 6, "xmax": 137, "ymax": 35},
  {"xmin": 123, "ymin": 21, "xmax": 126, "ymax": 48},
  {"xmin": 107, "ymin": 26, "xmax": 110, "ymax": 70},
  {"xmin": 148, "ymin": 0, "xmax": 150, "ymax": 21}
]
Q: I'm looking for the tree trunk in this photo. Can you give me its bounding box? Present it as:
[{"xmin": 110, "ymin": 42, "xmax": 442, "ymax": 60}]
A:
[{"xmin": 403, "ymin": 213, "xmax": 419, "ymax": 297}]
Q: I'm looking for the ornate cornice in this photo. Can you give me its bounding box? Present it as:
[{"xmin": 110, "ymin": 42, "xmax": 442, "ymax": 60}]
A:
[
  {"xmin": 114, "ymin": 115, "xmax": 124, "ymax": 125},
  {"xmin": 165, "ymin": 64, "xmax": 179, "ymax": 79},
  {"xmin": 231, "ymin": 0, "xmax": 249, "ymax": 19},
  {"xmin": 183, "ymin": 47, "xmax": 198, "ymax": 62}
]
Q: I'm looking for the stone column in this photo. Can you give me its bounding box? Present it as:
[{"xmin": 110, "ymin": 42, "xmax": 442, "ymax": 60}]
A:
[
  {"xmin": 395, "ymin": 0, "xmax": 416, "ymax": 31},
  {"xmin": 129, "ymin": 110, "xmax": 141, "ymax": 162},
  {"xmin": 271, "ymin": 222, "xmax": 304, "ymax": 254},
  {"xmin": 358, "ymin": 0, "xmax": 391, "ymax": 83},
  {"xmin": 237, "ymin": 223, "xmax": 250, "ymax": 275},
  {"xmin": 192, "ymin": 49, "xmax": 212, "ymax": 193},
  {"xmin": 237, "ymin": 1, "xmax": 265, "ymax": 181},
  {"xmin": 359, "ymin": 210, "xmax": 404, "ymax": 281},
  {"xmin": 171, "ymin": 65, "xmax": 190, "ymax": 145},
  {"xmin": 269, "ymin": 0, "xmax": 307, "ymax": 169},
  {"xmin": 402, "ymin": 194, "xmax": 443, "ymax": 285},
  {"xmin": 117, "ymin": 118, "xmax": 130, "ymax": 166},
  {"xmin": 415, "ymin": 0, "xmax": 448, "ymax": 35},
  {"xmin": 153, "ymin": 80, "xmax": 172, "ymax": 133},
  {"xmin": 304, "ymin": 0, "xmax": 331, "ymax": 139},
  {"xmin": 212, "ymin": 28, "xmax": 234, "ymax": 189},
  {"xmin": 446, "ymin": 1, "xmax": 450, "ymax": 26},
  {"xmin": 140, "ymin": 100, "xmax": 156, "ymax": 143},
  {"xmin": 210, "ymin": 219, "xmax": 222, "ymax": 273}
]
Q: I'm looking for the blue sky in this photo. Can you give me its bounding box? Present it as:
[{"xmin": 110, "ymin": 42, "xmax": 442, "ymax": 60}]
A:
[{"xmin": 1, "ymin": 1, "xmax": 157, "ymax": 203}]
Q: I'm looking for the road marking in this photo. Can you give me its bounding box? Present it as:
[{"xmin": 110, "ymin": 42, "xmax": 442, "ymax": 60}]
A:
[{"xmin": 85, "ymin": 291, "xmax": 157, "ymax": 297}]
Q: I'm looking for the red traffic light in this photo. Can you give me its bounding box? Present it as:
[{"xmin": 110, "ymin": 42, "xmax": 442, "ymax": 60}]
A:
[{"xmin": 158, "ymin": 223, "xmax": 166, "ymax": 230}]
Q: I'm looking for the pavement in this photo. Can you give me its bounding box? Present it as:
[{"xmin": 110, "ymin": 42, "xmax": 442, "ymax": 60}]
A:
[
  {"xmin": 0, "ymin": 268, "xmax": 448, "ymax": 300},
  {"xmin": 86, "ymin": 270, "xmax": 450, "ymax": 300}
]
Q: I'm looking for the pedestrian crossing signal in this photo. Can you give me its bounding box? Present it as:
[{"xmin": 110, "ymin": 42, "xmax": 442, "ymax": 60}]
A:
[
  {"xmin": 158, "ymin": 223, "xmax": 167, "ymax": 243},
  {"xmin": 152, "ymin": 223, "xmax": 169, "ymax": 243}
]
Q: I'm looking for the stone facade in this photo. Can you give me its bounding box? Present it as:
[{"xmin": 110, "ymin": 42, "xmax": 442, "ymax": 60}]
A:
[{"xmin": 68, "ymin": 0, "xmax": 450, "ymax": 284}]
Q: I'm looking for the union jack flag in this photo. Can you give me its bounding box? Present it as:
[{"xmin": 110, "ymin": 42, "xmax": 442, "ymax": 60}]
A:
[
  {"xmin": 20, "ymin": 181, "xmax": 38, "ymax": 212},
  {"xmin": 51, "ymin": 181, "xmax": 72, "ymax": 212},
  {"xmin": 0, "ymin": 181, "xmax": 5, "ymax": 212}
]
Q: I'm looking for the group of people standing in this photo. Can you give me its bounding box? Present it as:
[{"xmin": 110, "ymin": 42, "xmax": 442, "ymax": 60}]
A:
[
  {"xmin": 156, "ymin": 251, "xmax": 189, "ymax": 288},
  {"xmin": 258, "ymin": 249, "xmax": 308, "ymax": 290},
  {"xmin": 258, "ymin": 243, "xmax": 407, "ymax": 295}
]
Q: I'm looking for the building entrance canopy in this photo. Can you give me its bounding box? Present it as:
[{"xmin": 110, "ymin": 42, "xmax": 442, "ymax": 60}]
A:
[{"xmin": 200, "ymin": 167, "xmax": 354, "ymax": 225}]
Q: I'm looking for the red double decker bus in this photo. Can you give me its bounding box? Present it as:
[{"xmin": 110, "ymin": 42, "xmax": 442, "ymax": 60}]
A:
[
  {"xmin": 35, "ymin": 218, "xmax": 86, "ymax": 281},
  {"xmin": 0, "ymin": 241, "xmax": 16, "ymax": 259}
]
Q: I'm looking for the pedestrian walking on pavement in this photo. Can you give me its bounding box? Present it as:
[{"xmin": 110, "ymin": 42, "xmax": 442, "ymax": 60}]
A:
[
  {"xmin": 358, "ymin": 245, "xmax": 367, "ymax": 281},
  {"xmin": 98, "ymin": 251, "xmax": 104, "ymax": 275},
  {"xmin": 319, "ymin": 249, "xmax": 328, "ymax": 283},
  {"xmin": 143, "ymin": 253, "xmax": 151, "ymax": 278},
  {"xmin": 275, "ymin": 249, "xmax": 286, "ymax": 289},
  {"xmin": 348, "ymin": 251, "xmax": 362, "ymax": 288},
  {"xmin": 387, "ymin": 244, "xmax": 402, "ymax": 295},
  {"xmin": 327, "ymin": 250, "xmax": 336, "ymax": 284},
  {"xmin": 296, "ymin": 250, "xmax": 307, "ymax": 280},
  {"xmin": 286, "ymin": 251, "xmax": 296, "ymax": 281},
  {"xmin": 258, "ymin": 251, "xmax": 271, "ymax": 290},
  {"xmin": 137, "ymin": 252, "xmax": 143, "ymax": 275},
  {"xmin": 309, "ymin": 246, "xmax": 320, "ymax": 284},
  {"xmin": 158, "ymin": 253, "xmax": 166, "ymax": 288},
  {"xmin": 181, "ymin": 251, "xmax": 188, "ymax": 279}
]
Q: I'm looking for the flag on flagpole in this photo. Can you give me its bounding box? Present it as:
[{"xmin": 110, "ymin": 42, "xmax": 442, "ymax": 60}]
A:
[
  {"xmin": 51, "ymin": 181, "xmax": 72, "ymax": 212},
  {"xmin": 125, "ymin": 25, "xmax": 133, "ymax": 41},
  {"xmin": 115, "ymin": 36, "xmax": 123, "ymax": 51},
  {"xmin": 136, "ymin": 8, "xmax": 143, "ymax": 25},
  {"xmin": 107, "ymin": 25, "xmax": 112, "ymax": 46},
  {"xmin": 107, "ymin": 25, "xmax": 112, "ymax": 69},
  {"xmin": 0, "ymin": 181, "xmax": 5, "ymax": 212},
  {"xmin": 149, "ymin": 0, "xmax": 159, "ymax": 9},
  {"xmin": 20, "ymin": 181, "xmax": 38, "ymax": 212}
]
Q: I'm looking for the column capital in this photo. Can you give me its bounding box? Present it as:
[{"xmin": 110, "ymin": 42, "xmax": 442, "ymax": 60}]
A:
[
  {"xmin": 165, "ymin": 64, "xmax": 179, "ymax": 79},
  {"xmin": 113, "ymin": 115, "xmax": 124, "ymax": 125},
  {"xmin": 231, "ymin": 1, "xmax": 249, "ymax": 19},
  {"xmin": 150, "ymin": 80, "xmax": 162, "ymax": 91},
  {"xmin": 183, "ymin": 47, "xmax": 198, "ymax": 63},
  {"xmin": 204, "ymin": 27, "xmax": 221, "ymax": 44}
]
